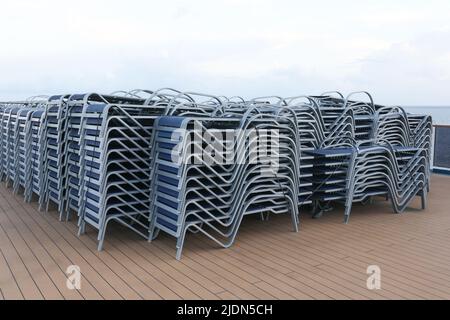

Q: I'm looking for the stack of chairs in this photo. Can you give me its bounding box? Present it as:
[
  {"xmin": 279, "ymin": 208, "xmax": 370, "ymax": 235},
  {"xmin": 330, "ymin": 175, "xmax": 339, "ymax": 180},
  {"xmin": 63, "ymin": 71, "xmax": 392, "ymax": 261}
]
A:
[
  {"xmin": 313, "ymin": 94, "xmax": 375, "ymax": 211},
  {"xmin": 0, "ymin": 98, "xmax": 48, "ymax": 200},
  {"xmin": 372, "ymin": 106, "xmax": 411, "ymax": 146},
  {"xmin": 14, "ymin": 106, "xmax": 35, "ymax": 195},
  {"xmin": 282, "ymin": 94, "xmax": 358, "ymax": 211},
  {"xmin": 305, "ymin": 143, "xmax": 355, "ymax": 206},
  {"xmin": 76, "ymin": 93, "xmax": 165, "ymax": 250},
  {"xmin": 5, "ymin": 105, "xmax": 21, "ymax": 187},
  {"xmin": 40, "ymin": 95, "xmax": 71, "ymax": 214},
  {"xmin": 1, "ymin": 103, "xmax": 19, "ymax": 185},
  {"xmin": 149, "ymin": 104, "xmax": 300, "ymax": 259},
  {"xmin": 1, "ymin": 103, "xmax": 16, "ymax": 182},
  {"xmin": 407, "ymin": 113, "xmax": 433, "ymax": 187},
  {"xmin": 0, "ymin": 104, "xmax": 4, "ymax": 180},
  {"xmin": 343, "ymin": 142, "xmax": 428, "ymax": 223},
  {"xmin": 304, "ymin": 96, "xmax": 431, "ymax": 223},
  {"xmin": 283, "ymin": 96, "xmax": 337, "ymax": 206},
  {"xmin": 0, "ymin": 103, "xmax": 17, "ymax": 182},
  {"xmin": 64, "ymin": 94, "xmax": 89, "ymax": 218},
  {"xmin": 29, "ymin": 103, "xmax": 48, "ymax": 201},
  {"xmin": 0, "ymin": 90, "xmax": 434, "ymax": 260}
]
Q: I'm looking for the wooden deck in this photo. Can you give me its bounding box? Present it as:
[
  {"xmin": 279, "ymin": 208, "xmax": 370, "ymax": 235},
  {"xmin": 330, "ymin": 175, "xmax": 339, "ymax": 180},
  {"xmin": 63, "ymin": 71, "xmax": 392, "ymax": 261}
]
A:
[{"xmin": 1, "ymin": 174, "xmax": 450, "ymax": 300}]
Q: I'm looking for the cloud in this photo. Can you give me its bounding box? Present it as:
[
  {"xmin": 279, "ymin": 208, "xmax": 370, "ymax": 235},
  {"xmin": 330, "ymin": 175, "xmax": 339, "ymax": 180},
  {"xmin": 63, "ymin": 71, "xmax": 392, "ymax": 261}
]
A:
[
  {"xmin": 350, "ymin": 30, "xmax": 450, "ymax": 105},
  {"xmin": 1, "ymin": 0, "xmax": 450, "ymax": 105}
]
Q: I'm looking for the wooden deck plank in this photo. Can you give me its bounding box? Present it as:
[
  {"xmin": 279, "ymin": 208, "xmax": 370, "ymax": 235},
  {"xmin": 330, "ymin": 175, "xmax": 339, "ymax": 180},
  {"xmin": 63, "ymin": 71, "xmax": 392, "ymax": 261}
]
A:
[
  {"xmin": 305, "ymin": 226, "xmax": 450, "ymax": 286},
  {"xmin": 46, "ymin": 199, "xmax": 222, "ymax": 299},
  {"xmin": 0, "ymin": 191, "xmax": 83, "ymax": 300},
  {"xmin": 280, "ymin": 224, "xmax": 450, "ymax": 298},
  {"xmin": 56, "ymin": 218, "xmax": 178, "ymax": 299},
  {"xmin": 153, "ymin": 240, "xmax": 260, "ymax": 300},
  {"xmin": 241, "ymin": 223, "xmax": 407, "ymax": 299},
  {"xmin": 178, "ymin": 244, "xmax": 277, "ymax": 300},
  {"xmin": 206, "ymin": 223, "xmax": 387, "ymax": 299},
  {"xmin": 237, "ymin": 223, "xmax": 392, "ymax": 299},
  {"xmin": 253, "ymin": 281, "xmax": 294, "ymax": 300},
  {"xmin": 0, "ymin": 224, "xmax": 43, "ymax": 299},
  {"xmin": 0, "ymin": 190, "xmax": 101, "ymax": 299},
  {"xmin": 0, "ymin": 188, "xmax": 124, "ymax": 300},
  {"xmin": 89, "ymin": 225, "xmax": 220, "ymax": 299},
  {"xmin": 0, "ymin": 249, "xmax": 23, "ymax": 299},
  {"xmin": 54, "ymin": 201, "xmax": 233, "ymax": 299},
  {"xmin": 182, "ymin": 239, "xmax": 309, "ymax": 299},
  {"xmin": 217, "ymin": 291, "xmax": 239, "ymax": 300},
  {"xmin": 314, "ymin": 263, "xmax": 403, "ymax": 300},
  {"xmin": 306, "ymin": 218, "xmax": 450, "ymax": 276},
  {"xmin": 278, "ymin": 216, "xmax": 450, "ymax": 283},
  {"xmin": 0, "ymin": 219, "xmax": 63, "ymax": 299},
  {"xmin": 227, "ymin": 226, "xmax": 375, "ymax": 300},
  {"xmin": 1, "ymin": 174, "xmax": 450, "ymax": 300},
  {"xmin": 186, "ymin": 241, "xmax": 320, "ymax": 299},
  {"xmin": 109, "ymin": 229, "xmax": 227, "ymax": 298}
]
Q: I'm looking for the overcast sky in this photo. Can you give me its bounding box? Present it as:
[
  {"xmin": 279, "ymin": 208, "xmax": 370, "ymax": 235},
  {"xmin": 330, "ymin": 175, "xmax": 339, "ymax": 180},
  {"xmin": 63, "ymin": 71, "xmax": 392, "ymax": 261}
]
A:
[{"xmin": 1, "ymin": 0, "xmax": 450, "ymax": 105}]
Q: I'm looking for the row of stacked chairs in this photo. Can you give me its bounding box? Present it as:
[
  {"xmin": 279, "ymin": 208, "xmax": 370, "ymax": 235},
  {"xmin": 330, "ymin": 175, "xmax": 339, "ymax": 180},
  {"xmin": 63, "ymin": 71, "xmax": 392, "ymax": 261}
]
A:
[{"xmin": 0, "ymin": 90, "xmax": 432, "ymax": 259}]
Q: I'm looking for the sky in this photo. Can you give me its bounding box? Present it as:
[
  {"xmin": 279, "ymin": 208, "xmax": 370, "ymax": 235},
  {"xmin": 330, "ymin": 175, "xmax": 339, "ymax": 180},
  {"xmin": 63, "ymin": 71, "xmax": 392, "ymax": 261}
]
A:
[{"xmin": 1, "ymin": 0, "xmax": 450, "ymax": 105}]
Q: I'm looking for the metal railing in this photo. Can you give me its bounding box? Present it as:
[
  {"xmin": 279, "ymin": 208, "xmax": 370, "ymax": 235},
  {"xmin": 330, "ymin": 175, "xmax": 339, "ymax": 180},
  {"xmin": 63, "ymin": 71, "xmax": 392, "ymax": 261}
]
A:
[{"xmin": 432, "ymin": 124, "xmax": 450, "ymax": 174}]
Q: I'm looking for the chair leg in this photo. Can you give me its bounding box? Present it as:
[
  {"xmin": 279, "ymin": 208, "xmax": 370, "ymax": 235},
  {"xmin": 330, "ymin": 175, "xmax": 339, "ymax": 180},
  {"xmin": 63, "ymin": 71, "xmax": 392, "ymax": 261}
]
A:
[
  {"xmin": 176, "ymin": 227, "xmax": 188, "ymax": 260},
  {"xmin": 78, "ymin": 219, "xmax": 86, "ymax": 236},
  {"xmin": 344, "ymin": 213, "xmax": 350, "ymax": 224},
  {"xmin": 311, "ymin": 201, "xmax": 323, "ymax": 219},
  {"xmin": 421, "ymin": 188, "xmax": 427, "ymax": 210},
  {"xmin": 344, "ymin": 202, "xmax": 352, "ymax": 224},
  {"xmin": 148, "ymin": 227, "xmax": 160, "ymax": 242},
  {"xmin": 97, "ymin": 235, "xmax": 105, "ymax": 251}
]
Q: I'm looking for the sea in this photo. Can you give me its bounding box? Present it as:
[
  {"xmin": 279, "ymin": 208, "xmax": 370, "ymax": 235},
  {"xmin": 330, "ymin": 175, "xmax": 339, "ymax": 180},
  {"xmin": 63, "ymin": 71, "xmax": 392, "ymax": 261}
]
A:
[{"xmin": 404, "ymin": 106, "xmax": 450, "ymax": 125}]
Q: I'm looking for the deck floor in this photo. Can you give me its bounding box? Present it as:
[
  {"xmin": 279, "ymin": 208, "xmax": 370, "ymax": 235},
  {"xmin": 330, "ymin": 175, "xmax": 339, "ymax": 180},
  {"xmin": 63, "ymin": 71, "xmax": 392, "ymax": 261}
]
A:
[{"xmin": 1, "ymin": 175, "xmax": 450, "ymax": 300}]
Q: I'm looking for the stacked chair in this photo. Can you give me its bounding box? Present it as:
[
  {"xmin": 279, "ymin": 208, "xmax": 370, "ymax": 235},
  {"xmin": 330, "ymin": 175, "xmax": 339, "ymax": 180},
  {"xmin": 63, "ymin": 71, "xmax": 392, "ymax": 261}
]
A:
[
  {"xmin": 2, "ymin": 104, "xmax": 17, "ymax": 185},
  {"xmin": 0, "ymin": 104, "xmax": 12, "ymax": 182},
  {"xmin": 407, "ymin": 113, "xmax": 433, "ymax": 187},
  {"xmin": 40, "ymin": 95, "xmax": 70, "ymax": 214},
  {"xmin": 149, "ymin": 106, "xmax": 300, "ymax": 259},
  {"xmin": 0, "ymin": 103, "xmax": 21, "ymax": 182},
  {"xmin": 304, "ymin": 97, "xmax": 430, "ymax": 223},
  {"xmin": 29, "ymin": 105, "xmax": 47, "ymax": 201},
  {"xmin": 14, "ymin": 106, "xmax": 34, "ymax": 195},
  {"xmin": 65, "ymin": 94, "xmax": 89, "ymax": 219},
  {"xmin": 77, "ymin": 93, "xmax": 162, "ymax": 250},
  {"xmin": 0, "ymin": 98, "xmax": 48, "ymax": 201},
  {"xmin": 5, "ymin": 106, "xmax": 21, "ymax": 186},
  {"xmin": 343, "ymin": 143, "xmax": 428, "ymax": 223},
  {"xmin": 75, "ymin": 90, "xmax": 224, "ymax": 250},
  {"xmin": 0, "ymin": 89, "xmax": 433, "ymax": 259}
]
